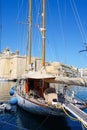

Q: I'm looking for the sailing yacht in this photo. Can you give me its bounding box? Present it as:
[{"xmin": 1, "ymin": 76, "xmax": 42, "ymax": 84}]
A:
[{"xmin": 13, "ymin": 0, "xmax": 87, "ymax": 116}]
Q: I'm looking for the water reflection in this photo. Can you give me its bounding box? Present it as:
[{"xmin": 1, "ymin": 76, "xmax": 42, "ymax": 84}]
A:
[{"xmin": 16, "ymin": 107, "xmax": 70, "ymax": 130}]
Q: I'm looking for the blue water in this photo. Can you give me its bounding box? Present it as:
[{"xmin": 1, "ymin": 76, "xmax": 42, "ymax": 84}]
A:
[
  {"xmin": 0, "ymin": 107, "xmax": 70, "ymax": 130},
  {"xmin": 0, "ymin": 106, "xmax": 66, "ymax": 130},
  {"xmin": 0, "ymin": 84, "xmax": 87, "ymax": 130},
  {"xmin": 0, "ymin": 106, "xmax": 86, "ymax": 130},
  {"xmin": 0, "ymin": 106, "xmax": 86, "ymax": 129}
]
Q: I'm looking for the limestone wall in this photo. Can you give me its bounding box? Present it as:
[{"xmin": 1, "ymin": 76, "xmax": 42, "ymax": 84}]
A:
[
  {"xmin": 0, "ymin": 54, "xmax": 42, "ymax": 79},
  {"xmin": 0, "ymin": 57, "xmax": 10, "ymax": 78},
  {"xmin": 0, "ymin": 53, "xmax": 80, "ymax": 79},
  {"xmin": 10, "ymin": 56, "xmax": 26, "ymax": 78}
]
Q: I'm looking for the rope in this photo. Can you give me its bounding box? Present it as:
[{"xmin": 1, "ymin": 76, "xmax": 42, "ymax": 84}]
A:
[
  {"xmin": 80, "ymin": 120, "xmax": 87, "ymax": 129},
  {"xmin": 36, "ymin": 114, "xmax": 50, "ymax": 130},
  {"xmin": 62, "ymin": 106, "xmax": 78, "ymax": 121},
  {"xmin": 62, "ymin": 106, "xmax": 87, "ymax": 129},
  {"xmin": 81, "ymin": 123, "xmax": 86, "ymax": 130}
]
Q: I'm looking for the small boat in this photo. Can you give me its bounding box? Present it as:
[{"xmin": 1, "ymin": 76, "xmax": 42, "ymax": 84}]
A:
[
  {"xmin": 0, "ymin": 102, "xmax": 12, "ymax": 112},
  {"xmin": 5, "ymin": 103, "xmax": 12, "ymax": 111},
  {"xmin": 0, "ymin": 103, "xmax": 6, "ymax": 112}
]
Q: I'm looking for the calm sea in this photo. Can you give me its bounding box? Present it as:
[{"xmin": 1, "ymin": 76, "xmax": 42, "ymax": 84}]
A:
[{"xmin": 0, "ymin": 82, "xmax": 87, "ymax": 130}]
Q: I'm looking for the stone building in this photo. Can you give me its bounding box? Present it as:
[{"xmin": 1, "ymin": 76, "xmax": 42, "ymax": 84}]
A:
[
  {"xmin": 0, "ymin": 48, "xmax": 80, "ymax": 79},
  {"xmin": 0, "ymin": 48, "xmax": 42, "ymax": 79},
  {"xmin": 79, "ymin": 68, "xmax": 87, "ymax": 77},
  {"xmin": 46, "ymin": 62, "xmax": 80, "ymax": 77}
]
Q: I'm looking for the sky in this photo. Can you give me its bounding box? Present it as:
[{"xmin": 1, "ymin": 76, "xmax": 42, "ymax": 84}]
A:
[{"xmin": 0, "ymin": 0, "xmax": 87, "ymax": 68}]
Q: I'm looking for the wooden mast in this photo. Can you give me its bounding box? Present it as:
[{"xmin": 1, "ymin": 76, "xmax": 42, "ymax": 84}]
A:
[
  {"xmin": 27, "ymin": 0, "xmax": 32, "ymax": 65},
  {"xmin": 42, "ymin": 0, "xmax": 46, "ymax": 67}
]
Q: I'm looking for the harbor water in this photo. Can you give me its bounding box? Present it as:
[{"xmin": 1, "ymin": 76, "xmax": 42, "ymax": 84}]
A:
[{"xmin": 0, "ymin": 82, "xmax": 87, "ymax": 130}]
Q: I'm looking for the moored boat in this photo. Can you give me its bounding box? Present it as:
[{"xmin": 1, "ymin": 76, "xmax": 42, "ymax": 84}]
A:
[{"xmin": 12, "ymin": 0, "xmax": 87, "ymax": 116}]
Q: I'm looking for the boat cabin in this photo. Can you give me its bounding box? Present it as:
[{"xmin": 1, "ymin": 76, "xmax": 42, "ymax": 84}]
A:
[{"xmin": 17, "ymin": 77, "xmax": 60, "ymax": 105}]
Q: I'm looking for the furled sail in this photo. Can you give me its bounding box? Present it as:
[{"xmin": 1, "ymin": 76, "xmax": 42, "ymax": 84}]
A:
[{"xmin": 45, "ymin": 76, "xmax": 87, "ymax": 87}]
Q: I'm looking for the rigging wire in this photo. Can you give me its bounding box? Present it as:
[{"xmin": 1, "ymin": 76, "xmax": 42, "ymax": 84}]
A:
[
  {"xmin": 47, "ymin": 0, "xmax": 61, "ymax": 61},
  {"xmin": 46, "ymin": 0, "xmax": 57, "ymax": 61},
  {"xmin": 16, "ymin": 0, "xmax": 24, "ymax": 22},
  {"xmin": 16, "ymin": 0, "xmax": 28, "ymax": 55},
  {"xmin": 56, "ymin": 0, "xmax": 67, "ymax": 63},
  {"xmin": 35, "ymin": 0, "xmax": 41, "ymax": 28},
  {"xmin": 33, "ymin": 0, "xmax": 42, "ymax": 56},
  {"xmin": 72, "ymin": 0, "xmax": 87, "ymax": 42},
  {"xmin": 57, "ymin": 0, "xmax": 66, "ymax": 46},
  {"xmin": 16, "ymin": 0, "xmax": 24, "ymax": 54},
  {"xmin": 70, "ymin": 0, "xmax": 87, "ymax": 43}
]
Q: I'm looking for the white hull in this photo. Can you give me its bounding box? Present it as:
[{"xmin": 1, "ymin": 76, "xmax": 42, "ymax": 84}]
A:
[{"xmin": 15, "ymin": 92, "xmax": 64, "ymax": 116}]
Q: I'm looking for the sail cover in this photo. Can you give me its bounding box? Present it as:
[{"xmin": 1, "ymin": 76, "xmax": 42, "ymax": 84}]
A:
[
  {"xmin": 22, "ymin": 70, "xmax": 87, "ymax": 87},
  {"xmin": 45, "ymin": 76, "xmax": 87, "ymax": 87},
  {"xmin": 22, "ymin": 71, "xmax": 55, "ymax": 79}
]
